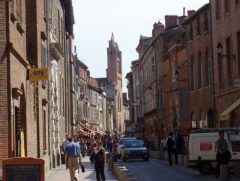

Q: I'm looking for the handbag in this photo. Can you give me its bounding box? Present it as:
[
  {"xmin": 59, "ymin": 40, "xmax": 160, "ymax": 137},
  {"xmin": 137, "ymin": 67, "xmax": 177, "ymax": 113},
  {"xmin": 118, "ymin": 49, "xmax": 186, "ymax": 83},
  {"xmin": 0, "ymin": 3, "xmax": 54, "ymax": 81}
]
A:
[{"xmin": 81, "ymin": 165, "xmax": 85, "ymax": 172}]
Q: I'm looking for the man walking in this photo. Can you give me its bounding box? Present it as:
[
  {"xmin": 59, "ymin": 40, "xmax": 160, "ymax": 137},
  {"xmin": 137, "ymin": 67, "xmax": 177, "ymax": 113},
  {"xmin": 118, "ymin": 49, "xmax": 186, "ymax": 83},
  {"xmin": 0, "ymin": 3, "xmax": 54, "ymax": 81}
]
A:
[
  {"xmin": 65, "ymin": 137, "xmax": 82, "ymax": 181},
  {"xmin": 61, "ymin": 134, "xmax": 69, "ymax": 164},
  {"xmin": 215, "ymin": 130, "xmax": 231, "ymax": 178},
  {"xmin": 166, "ymin": 132, "xmax": 178, "ymax": 166}
]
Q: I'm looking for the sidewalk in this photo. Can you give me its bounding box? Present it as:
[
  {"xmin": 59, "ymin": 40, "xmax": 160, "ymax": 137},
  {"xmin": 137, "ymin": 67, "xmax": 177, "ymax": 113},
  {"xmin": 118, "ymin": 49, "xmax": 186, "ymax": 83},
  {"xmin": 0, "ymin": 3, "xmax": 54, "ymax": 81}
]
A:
[{"xmin": 46, "ymin": 156, "xmax": 117, "ymax": 181}]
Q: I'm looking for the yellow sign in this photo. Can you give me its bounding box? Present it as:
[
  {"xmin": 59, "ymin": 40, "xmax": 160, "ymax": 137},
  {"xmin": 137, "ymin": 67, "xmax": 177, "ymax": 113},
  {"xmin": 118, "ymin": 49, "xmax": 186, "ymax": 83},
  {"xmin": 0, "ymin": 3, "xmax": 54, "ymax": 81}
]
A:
[
  {"xmin": 29, "ymin": 68, "xmax": 48, "ymax": 81},
  {"xmin": 20, "ymin": 131, "xmax": 25, "ymax": 157}
]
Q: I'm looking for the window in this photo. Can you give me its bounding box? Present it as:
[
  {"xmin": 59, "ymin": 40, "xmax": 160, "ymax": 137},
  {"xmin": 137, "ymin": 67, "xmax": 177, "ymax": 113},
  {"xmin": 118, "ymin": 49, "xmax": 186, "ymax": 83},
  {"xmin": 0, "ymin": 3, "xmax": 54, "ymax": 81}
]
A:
[
  {"xmin": 191, "ymin": 112, "xmax": 197, "ymax": 128},
  {"xmin": 216, "ymin": 0, "xmax": 221, "ymax": 19},
  {"xmin": 58, "ymin": 10, "xmax": 60, "ymax": 43},
  {"xmin": 16, "ymin": 0, "xmax": 22, "ymax": 24},
  {"xmin": 189, "ymin": 23, "xmax": 193, "ymax": 41},
  {"xmin": 151, "ymin": 56, "xmax": 155, "ymax": 72},
  {"xmin": 226, "ymin": 37, "xmax": 233, "ymax": 83},
  {"xmin": 196, "ymin": 18, "xmax": 201, "ymax": 36},
  {"xmin": 190, "ymin": 55, "xmax": 196, "ymax": 91},
  {"xmin": 218, "ymin": 44, "xmax": 224, "ymax": 87},
  {"xmin": 231, "ymin": 141, "xmax": 240, "ymax": 152},
  {"xmin": 44, "ymin": 0, "xmax": 47, "ymax": 18},
  {"xmin": 41, "ymin": 41, "xmax": 47, "ymax": 67},
  {"xmin": 205, "ymin": 48, "xmax": 210, "ymax": 86},
  {"xmin": 224, "ymin": 0, "xmax": 230, "ymax": 12},
  {"xmin": 204, "ymin": 12, "xmax": 208, "ymax": 32},
  {"xmin": 198, "ymin": 52, "xmax": 202, "ymax": 88},
  {"xmin": 43, "ymin": 110, "xmax": 47, "ymax": 151},
  {"xmin": 236, "ymin": 0, "xmax": 240, "ymax": 6},
  {"xmin": 237, "ymin": 31, "xmax": 240, "ymax": 76}
]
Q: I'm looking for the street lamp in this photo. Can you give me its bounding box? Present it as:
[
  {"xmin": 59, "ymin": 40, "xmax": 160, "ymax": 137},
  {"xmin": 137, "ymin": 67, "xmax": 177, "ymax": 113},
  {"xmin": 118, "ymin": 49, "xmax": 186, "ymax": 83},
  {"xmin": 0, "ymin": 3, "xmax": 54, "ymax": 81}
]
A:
[{"xmin": 216, "ymin": 43, "xmax": 236, "ymax": 59}]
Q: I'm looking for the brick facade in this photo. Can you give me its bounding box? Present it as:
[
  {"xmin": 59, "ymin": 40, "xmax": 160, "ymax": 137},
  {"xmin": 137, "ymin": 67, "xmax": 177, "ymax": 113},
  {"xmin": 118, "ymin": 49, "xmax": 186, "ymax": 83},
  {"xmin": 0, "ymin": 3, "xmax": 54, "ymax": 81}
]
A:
[
  {"xmin": 211, "ymin": 0, "xmax": 240, "ymax": 127},
  {"xmin": 0, "ymin": 1, "xmax": 9, "ymax": 173},
  {"xmin": 183, "ymin": 4, "xmax": 215, "ymax": 129},
  {"xmin": 0, "ymin": 0, "xmax": 75, "ymax": 175}
]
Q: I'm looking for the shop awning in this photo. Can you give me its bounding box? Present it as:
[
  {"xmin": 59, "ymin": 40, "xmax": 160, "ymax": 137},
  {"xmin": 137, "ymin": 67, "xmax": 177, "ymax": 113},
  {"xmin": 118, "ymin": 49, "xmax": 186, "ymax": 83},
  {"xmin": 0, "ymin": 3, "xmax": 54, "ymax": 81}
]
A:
[
  {"xmin": 78, "ymin": 129, "xmax": 89, "ymax": 136},
  {"xmin": 80, "ymin": 124, "xmax": 95, "ymax": 133},
  {"xmin": 219, "ymin": 98, "xmax": 240, "ymax": 120}
]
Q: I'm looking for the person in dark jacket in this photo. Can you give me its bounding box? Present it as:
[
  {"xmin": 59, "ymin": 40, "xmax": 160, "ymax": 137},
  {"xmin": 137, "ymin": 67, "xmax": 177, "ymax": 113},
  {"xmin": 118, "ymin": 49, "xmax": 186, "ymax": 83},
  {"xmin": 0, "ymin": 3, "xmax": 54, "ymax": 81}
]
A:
[
  {"xmin": 166, "ymin": 132, "xmax": 178, "ymax": 166},
  {"xmin": 90, "ymin": 139, "xmax": 106, "ymax": 181},
  {"xmin": 215, "ymin": 130, "xmax": 231, "ymax": 177}
]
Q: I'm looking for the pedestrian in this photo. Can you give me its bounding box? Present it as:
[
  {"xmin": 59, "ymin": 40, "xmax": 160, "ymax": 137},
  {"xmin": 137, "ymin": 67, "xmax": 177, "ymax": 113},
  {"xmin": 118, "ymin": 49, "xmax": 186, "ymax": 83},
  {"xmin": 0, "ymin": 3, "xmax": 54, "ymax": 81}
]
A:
[
  {"xmin": 215, "ymin": 130, "xmax": 231, "ymax": 178},
  {"xmin": 60, "ymin": 134, "xmax": 69, "ymax": 165},
  {"xmin": 80, "ymin": 141, "xmax": 87, "ymax": 158},
  {"xmin": 175, "ymin": 131, "xmax": 183, "ymax": 155},
  {"xmin": 65, "ymin": 137, "xmax": 83, "ymax": 181},
  {"xmin": 166, "ymin": 132, "xmax": 178, "ymax": 166},
  {"xmin": 90, "ymin": 139, "xmax": 106, "ymax": 181}
]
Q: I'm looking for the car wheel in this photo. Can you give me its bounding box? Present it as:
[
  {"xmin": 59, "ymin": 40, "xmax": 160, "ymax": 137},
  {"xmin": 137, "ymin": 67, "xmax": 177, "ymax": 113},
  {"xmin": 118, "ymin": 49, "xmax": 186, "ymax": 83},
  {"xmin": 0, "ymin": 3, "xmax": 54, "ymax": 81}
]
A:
[{"xmin": 199, "ymin": 163, "xmax": 212, "ymax": 175}]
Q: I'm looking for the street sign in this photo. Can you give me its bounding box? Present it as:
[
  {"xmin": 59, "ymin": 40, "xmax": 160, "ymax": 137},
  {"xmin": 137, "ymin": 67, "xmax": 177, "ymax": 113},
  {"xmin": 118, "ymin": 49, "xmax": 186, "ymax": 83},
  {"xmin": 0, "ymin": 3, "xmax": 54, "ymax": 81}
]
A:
[
  {"xmin": 234, "ymin": 79, "xmax": 240, "ymax": 87},
  {"xmin": 29, "ymin": 68, "xmax": 49, "ymax": 81},
  {"xmin": 2, "ymin": 157, "xmax": 45, "ymax": 181}
]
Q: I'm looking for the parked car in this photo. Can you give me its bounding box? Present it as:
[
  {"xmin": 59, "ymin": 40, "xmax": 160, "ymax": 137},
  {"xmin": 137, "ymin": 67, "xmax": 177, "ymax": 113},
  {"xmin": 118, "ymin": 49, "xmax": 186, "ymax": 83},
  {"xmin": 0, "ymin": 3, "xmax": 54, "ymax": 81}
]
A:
[
  {"xmin": 116, "ymin": 137, "xmax": 136, "ymax": 158},
  {"xmin": 188, "ymin": 128, "xmax": 240, "ymax": 175},
  {"xmin": 121, "ymin": 139, "xmax": 149, "ymax": 162}
]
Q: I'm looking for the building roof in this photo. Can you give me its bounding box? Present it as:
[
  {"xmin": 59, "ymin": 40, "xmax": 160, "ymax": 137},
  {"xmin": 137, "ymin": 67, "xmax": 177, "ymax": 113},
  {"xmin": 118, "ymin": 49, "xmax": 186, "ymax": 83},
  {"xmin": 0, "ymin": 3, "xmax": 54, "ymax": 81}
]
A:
[{"xmin": 182, "ymin": 3, "xmax": 210, "ymax": 25}]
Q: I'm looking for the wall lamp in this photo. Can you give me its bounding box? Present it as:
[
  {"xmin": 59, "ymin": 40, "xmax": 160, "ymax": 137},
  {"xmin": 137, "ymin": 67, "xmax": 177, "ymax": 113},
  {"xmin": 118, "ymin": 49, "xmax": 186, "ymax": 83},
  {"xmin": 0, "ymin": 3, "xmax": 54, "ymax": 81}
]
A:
[{"xmin": 216, "ymin": 43, "xmax": 236, "ymax": 59}]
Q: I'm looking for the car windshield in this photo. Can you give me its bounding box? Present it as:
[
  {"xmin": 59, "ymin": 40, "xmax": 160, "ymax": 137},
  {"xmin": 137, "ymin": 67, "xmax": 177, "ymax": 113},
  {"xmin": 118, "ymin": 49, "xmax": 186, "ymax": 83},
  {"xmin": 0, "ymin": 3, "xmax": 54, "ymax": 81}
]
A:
[{"xmin": 125, "ymin": 140, "xmax": 144, "ymax": 148}]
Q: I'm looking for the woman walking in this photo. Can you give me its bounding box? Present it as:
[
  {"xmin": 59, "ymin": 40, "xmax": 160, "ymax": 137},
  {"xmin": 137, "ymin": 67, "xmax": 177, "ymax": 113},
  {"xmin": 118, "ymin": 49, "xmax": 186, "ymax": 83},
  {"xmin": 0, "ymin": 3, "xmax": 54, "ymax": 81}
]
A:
[{"xmin": 90, "ymin": 139, "xmax": 106, "ymax": 181}]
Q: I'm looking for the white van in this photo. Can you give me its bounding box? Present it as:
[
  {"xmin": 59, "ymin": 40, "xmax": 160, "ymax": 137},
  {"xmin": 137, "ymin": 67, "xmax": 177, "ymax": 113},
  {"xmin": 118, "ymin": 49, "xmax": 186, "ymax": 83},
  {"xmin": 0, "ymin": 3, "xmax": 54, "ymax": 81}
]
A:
[{"xmin": 188, "ymin": 128, "xmax": 240, "ymax": 175}]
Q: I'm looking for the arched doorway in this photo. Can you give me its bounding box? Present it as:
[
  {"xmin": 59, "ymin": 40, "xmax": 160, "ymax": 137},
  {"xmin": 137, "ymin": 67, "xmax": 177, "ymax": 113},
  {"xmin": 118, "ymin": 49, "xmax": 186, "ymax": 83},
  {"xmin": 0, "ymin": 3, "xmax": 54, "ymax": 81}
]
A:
[{"xmin": 12, "ymin": 84, "xmax": 27, "ymax": 157}]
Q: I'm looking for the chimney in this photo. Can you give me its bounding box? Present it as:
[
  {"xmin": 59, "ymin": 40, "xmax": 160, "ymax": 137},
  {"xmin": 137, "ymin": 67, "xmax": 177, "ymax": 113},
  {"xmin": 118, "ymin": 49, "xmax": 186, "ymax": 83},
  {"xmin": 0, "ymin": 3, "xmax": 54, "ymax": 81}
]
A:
[
  {"xmin": 152, "ymin": 21, "xmax": 165, "ymax": 38},
  {"xmin": 187, "ymin": 10, "xmax": 195, "ymax": 17},
  {"xmin": 178, "ymin": 16, "xmax": 187, "ymax": 25},
  {"xmin": 165, "ymin": 15, "xmax": 178, "ymax": 29}
]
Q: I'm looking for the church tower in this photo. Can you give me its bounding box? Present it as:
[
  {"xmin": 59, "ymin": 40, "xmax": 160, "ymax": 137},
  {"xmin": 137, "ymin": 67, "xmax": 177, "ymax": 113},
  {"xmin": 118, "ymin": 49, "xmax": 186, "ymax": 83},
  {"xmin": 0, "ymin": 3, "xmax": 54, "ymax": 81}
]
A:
[
  {"xmin": 107, "ymin": 33, "xmax": 124, "ymax": 133},
  {"xmin": 107, "ymin": 33, "xmax": 122, "ymax": 83}
]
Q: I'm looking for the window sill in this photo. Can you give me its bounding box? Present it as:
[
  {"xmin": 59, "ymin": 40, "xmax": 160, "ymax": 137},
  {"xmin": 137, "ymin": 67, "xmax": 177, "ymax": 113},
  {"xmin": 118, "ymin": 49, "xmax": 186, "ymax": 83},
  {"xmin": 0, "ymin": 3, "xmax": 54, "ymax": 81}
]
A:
[
  {"xmin": 17, "ymin": 22, "xmax": 24, "ymax": 35},
  {"xmin": 10, "ymin": 13, "xmax": 17, "ymax": 23}
]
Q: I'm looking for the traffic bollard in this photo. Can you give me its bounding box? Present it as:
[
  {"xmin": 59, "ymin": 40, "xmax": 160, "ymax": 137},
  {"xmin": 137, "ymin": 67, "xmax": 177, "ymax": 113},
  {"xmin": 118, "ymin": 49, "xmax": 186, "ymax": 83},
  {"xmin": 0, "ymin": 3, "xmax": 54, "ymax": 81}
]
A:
[{"xmin": 220, "ymin": 164, "xmax": 228, "ymax": 181}]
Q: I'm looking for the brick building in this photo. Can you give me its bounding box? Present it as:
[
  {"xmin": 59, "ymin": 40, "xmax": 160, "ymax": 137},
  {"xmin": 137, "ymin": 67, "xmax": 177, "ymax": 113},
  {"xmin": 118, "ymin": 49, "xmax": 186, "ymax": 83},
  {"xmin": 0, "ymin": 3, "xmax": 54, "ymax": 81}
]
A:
[
  {"xmin": 183, "ymin": 4, "xmax": 215, "ymax": 129},
  {"xmin": 211, "ymin": 0, "xmax": 240, "ymax": 127},
  {"xmin": 0, "ymin": 0, "xmax": 75, "ymax": 175},
  {"xmin": 0, "ymin": 0, "xmax": 29, "ymax": 173}
]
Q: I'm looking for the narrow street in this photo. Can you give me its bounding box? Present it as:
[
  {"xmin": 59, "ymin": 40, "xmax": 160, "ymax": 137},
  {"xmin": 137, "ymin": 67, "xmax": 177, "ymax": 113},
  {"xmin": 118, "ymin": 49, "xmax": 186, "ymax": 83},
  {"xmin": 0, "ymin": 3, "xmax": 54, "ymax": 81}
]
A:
[
  {"xmin": 46, "ymin": 156, "xmax": 117, "ymax": 181},
  {"xmin": 119, "ymin": 158, "xmax": 238, "ymax": 181}
]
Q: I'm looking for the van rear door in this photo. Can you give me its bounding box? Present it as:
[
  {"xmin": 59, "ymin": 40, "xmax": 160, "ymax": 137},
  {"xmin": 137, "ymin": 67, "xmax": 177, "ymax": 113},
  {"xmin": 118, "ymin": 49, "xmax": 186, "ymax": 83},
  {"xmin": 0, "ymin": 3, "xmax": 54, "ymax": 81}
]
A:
[{"xmin": 230, "ymin": 135, "xmax": 240, "ymax": 160}]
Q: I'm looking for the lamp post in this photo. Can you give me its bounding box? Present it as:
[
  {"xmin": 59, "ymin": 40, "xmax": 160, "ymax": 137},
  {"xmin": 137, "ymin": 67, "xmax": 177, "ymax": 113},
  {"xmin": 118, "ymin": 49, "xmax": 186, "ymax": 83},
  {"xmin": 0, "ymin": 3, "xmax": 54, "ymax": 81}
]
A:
[{"xmin": 216, "ymin": 43, "xmax": 236, "ymax": 59}]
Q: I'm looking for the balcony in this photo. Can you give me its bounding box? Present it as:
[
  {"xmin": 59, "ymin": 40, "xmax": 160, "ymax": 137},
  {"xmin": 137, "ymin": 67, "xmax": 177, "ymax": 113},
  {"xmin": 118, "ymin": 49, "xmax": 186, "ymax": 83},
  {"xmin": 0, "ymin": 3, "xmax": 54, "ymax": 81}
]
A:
[{"xmin": 49, "ymin": 32, "xmax": 63, "ymax": 60}]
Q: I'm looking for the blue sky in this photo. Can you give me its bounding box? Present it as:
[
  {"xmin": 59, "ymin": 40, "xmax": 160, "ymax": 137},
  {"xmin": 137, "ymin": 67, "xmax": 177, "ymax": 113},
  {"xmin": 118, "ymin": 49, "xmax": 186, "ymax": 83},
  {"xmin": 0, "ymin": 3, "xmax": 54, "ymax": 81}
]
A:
[{"xmin": 72, "ymin": 0, "xmax": 209, "ymax": 91}]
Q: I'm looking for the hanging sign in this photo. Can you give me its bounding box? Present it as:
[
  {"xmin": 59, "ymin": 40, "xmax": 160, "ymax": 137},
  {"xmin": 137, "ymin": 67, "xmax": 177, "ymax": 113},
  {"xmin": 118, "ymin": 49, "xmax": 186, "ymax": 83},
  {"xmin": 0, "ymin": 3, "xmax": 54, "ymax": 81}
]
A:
[{"xmin": 29, "ymin": 68, "xmax": 48, "ymax": 81}]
